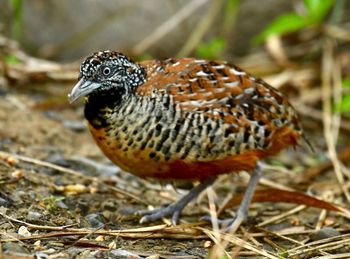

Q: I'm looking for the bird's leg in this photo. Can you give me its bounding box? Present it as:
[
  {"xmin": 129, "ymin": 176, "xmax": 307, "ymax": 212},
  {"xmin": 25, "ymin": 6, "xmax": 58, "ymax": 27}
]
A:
[
  {"xmin": 139, "ymin": 177, "xmax": 217, "ymax": 225},
  {"xmin": 226, "ymin": 162, "xmax": 263, "ymax": 232},
  {"xmin": 202, "ymin": 162, "xmax": 263, "ymax": 232}
]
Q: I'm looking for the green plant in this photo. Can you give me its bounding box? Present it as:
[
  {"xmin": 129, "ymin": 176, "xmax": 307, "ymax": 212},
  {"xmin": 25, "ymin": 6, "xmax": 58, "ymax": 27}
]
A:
[
  {"xmin": 335, "ymin": 78, "xmax": 350, "ymax": 115},
  {"xmin": 4, "ymin": 54, "xmax": 21, "ymax": 65},
  {"xmin": 9, "ymin": 0, "xmax": 23, "ymax": 40},
  {"xmin": 42, "ymin": 195, "xmax": 65, "ymax": 211},
  {"xmin": 254, "ymin": 0, "xmax": 335, "ymax": 43},
  {"xmin": 195, "ymin": 37, "xmax": 226, "ymax": 60}
]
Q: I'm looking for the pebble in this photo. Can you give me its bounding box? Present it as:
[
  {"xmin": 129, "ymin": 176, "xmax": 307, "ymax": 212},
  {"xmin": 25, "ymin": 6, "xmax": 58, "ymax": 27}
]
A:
[
  {"xmin": 0, "ymin": 196, "xmax": 11, "ymax": 207},
  {"xmin": 108, "ymin": 249, "xmax": 142, "ymax": 259},
  {"xmin": 2, "ymin": 242, "xmax": 30, "ymax": 254},
  {"xmin": 56, "ymin": 200, "xmax": 68, "ymax": 209},
  {"xmin": 85, "ymin": 213, "xmax": 105, "ymax": 228},
  {"xmin": 63, "ymin": 120, "xmax": 86, "ymax": 132},
  {"xmin": 310, "ymin": 227, "xmax": 340, "ymax": 241},
  {"xmin": 26, "ymin": 211, "xmax": 43, "ymax": 221},
  {"xmin": 18, "ymin": 226, "xmax": 31, "ymax": 237},
  {"xmin": 46, "ymin": 154, "xmax": 70, "ymax": 167}
]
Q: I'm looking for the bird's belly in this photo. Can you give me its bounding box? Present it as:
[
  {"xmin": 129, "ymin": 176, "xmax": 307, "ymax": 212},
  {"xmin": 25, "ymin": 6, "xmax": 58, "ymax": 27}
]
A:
[{"xmin": 87, "ymin": 123, "xmax": 270, "ymax": 180}]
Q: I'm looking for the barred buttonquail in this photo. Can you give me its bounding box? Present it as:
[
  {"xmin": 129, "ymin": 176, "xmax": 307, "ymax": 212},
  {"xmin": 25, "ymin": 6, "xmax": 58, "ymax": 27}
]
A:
[{"xmin": 69, "ymin": 50, "xmax": 305, "ymax": 230}]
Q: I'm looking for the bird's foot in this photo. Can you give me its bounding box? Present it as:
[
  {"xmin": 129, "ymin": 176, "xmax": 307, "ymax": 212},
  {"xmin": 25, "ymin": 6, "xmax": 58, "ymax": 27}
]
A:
[
  {"xmin": 138, "ymin": 177, "xmax": 217, "ymax": 225},
  {"xmin": 138, "ymin": 204, "xmax": 183, "ymax": 225},
  {"xmin": 201, "ymin": 212, "xmax": 246, "ymax": 233}
]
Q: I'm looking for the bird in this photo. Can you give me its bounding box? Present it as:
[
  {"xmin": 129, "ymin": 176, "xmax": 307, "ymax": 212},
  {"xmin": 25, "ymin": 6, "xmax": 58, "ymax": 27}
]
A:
[{"xmin": 68, "ymin": 50, "xmax": 305, "ymax": 231}]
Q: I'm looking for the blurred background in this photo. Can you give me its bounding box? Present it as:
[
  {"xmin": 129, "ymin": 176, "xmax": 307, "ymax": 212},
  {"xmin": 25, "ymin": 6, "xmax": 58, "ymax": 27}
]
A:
[
  {"xmin": 1, "ymin": 0, "xmax": 296, "ymax": 60},
  {"xmin": 1, "ymin": 0, "xmax": 350, "ymax": 257}
]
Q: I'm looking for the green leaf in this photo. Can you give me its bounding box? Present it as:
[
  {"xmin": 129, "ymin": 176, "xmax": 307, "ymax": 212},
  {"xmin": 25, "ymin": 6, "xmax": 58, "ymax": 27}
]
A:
[
  {"xmin": 136, "ymin": 53, "xmax": 153, "ymax": 61},
  {"xmin": 254, "ymin": 13, "xmax": 310, "ymax": 44},
  {"xmin": 4, "ymin": 54, "xmax": 21, "ymax": 65},
  {"xmin": 335, "ymin": 94, "xmax": 350, "ymax": 113},
  {"xmin": 304, "ymin": 0, "xmax": 335, "ymax": 22},
  {"xmin": 342, "ymin": 78, "xmax": 350, "ymax": 88},
  {"xmin": 333, "ymin": 78, "xmax": 350, "ymax": 113},
  {"xmin": 254, "ymin": 0, "xmax": 335, "ymax": 44},
  {"xmin": 196, "ymin": 37, "xmax": 226, "ymax": 60}
]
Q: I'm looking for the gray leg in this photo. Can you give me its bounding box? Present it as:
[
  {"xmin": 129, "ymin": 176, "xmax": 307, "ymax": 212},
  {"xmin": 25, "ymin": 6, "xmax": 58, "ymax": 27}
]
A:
[
  {"xmin": 139, "ymin": 177, "xmax": 216, "ymax": 225},
  {"xmin": 227, "ymin": 162, "xmax": 263, "ymax": 232},
  {"xmin": 201, "ymin": 163, "xmax": 263, "ymax": 232}
]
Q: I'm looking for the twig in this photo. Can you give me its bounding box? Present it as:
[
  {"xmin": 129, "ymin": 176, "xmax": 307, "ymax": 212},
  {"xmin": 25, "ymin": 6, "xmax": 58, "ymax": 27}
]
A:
[
  {"xmin": 176, "ymin": 0, "xmax": 225, "ymax": 57},
  {"xmin": 259, "ymin": 228, "xmax": 304, "ymax": 246},
  {"xmin": 0, "ymin": 212, "xmax": 76, "ymax": 231},
  {"xmin": 133, "ymin": 0, "xmax": 208, "ymax": 55},
  {"xmin": 265, "ymin": 35, "xmax": 295, "ymax": 67},
  {"xmin": 200, "ymin": 227, "xmax": 279, "ymax": 259},
  {"xmin": 257, "ymin": 205, "xmax": 306, "ymax": 227},
  {"xmin": 316, "ymin": 253, "xmax": 350, "ymax": 259},
  {"xmin": 321, "ymin": 39, "xmax": 350, "ymax": 202},
  {"xmin": 0, "ymin": 211, "xmax": 208, "ymax": 241},
  {"xmin": 206, "ymin": 186, "xmax": 220, "ymax": 240},
  {"xmin": 325, "ymin": 25, "xmax": 350, "ymax": 42},
  {"xmin": 287, "ymin": 234, "xmax": 350, "ymax": 256}
]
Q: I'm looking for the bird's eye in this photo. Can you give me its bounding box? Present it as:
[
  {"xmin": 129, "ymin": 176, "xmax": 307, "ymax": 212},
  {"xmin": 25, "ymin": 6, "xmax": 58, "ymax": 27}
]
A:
[{"xmin": 102, "ymin": 67, "xmax": 111, "ymax": 76}]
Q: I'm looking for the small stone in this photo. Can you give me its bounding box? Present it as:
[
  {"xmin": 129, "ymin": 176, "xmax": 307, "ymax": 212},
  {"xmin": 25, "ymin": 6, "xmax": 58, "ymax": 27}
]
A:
[
  {"xmin": 46, "ymin": 154, "xmax": 70, "ymax": 167},
  {"xmin": 57, "ymin": 184, "xmax": 87, "ymax": 195},
  {"xmin": 108, "ymin": 241, "xmax": 117, "ymax": 250},
  {"xmin": 56, "ymin": 200, "xmax": 68, "ymax": 209},
  {"xmin": 310, "ymin": 227, "xmax": 340, "ymax": 241},
  {"xmin": 34, "ymin": 240, "xmax": 44, "ymax": 251},
  {"xmin": 11, "ymin": 170, "xmax": 24, "ymax": 179},
  {"xmin": 2, "ymin": 242, "xmax": 29, "ymax": 254},
  {"xmin": 204, "ymin": 240, "xmax": 213, "ymax": 248},
  {"xmin": 18, "ymin": 226, "xmax": 31, "ymax": 237},
  {"xmin": 0, "ymin": 196, "xmax": 11, "ymax": 207},
  {"xmin": 90, "ymin": 187, "xmax": 98, "ymax": 194},
  {"xmin": 85, "ymin": 213, "xmax": 105, "ymax": 228},
  {"xmin": 102, "ymin": 210, "xmax": 112, "ymax": 220},
  {"xmin": 108, "ymin": 249, "xmax": 141, "ymax": 259},
  {"xmin": 6, "ymin": 156, "xmax": 17, "ymax": 166},
  {"xmin": 27, "ymin": 211, "xmax": 42, "ymax": 221},
  {"xmin": 95, "ymin": 235, "xmax": 105, "ymax": 241},
  {"xmin": 63, "ymin": 120, "xmax": 86, "ymax": 132}
]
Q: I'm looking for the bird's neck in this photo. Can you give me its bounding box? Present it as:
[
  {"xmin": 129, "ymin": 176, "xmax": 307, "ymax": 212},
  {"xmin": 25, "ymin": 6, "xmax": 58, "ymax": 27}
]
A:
[
  {"xmin": 84, "ymin": 65, "xmax": 146, "ymax": 129},
  {"xmin": 84, "ymin": 89, "xmax": 125, "ymax": 129}
]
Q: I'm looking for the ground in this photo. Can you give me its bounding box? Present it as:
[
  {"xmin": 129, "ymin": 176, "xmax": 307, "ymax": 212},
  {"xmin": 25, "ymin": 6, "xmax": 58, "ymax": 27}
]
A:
[{"xmin": 0, "ymin": 55, "xmax": 350, "ymax": 258}]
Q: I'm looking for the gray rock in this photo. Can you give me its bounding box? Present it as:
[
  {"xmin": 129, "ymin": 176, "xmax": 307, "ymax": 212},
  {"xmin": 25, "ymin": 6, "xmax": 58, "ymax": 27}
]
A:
[
  {"xmin": 0, "ymin": 196, "xmax": 11, "ymax": 207},
  {"xmin": 85, "ymin": 213, "xmax": 105, "ymax": 229},
  {"xmin": 26, "ymin": 210, "xmax": 42, "ymax": 221},
  {"xmin": 108, "ymin": 249, "xmax": 142, "ymax": 259},
  {"xmin": 2, "ymin": 242, "xmax": 30, "ymax": 254},
  {"xmin": 310, "ymin": 227, "xmax": 341, "ymax": 241}
]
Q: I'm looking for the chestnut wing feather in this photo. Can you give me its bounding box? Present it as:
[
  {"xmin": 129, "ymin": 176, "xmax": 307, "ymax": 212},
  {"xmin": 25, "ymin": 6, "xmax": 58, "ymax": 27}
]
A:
[{"xmin": 135, "ymin": 58, "xmax": 302, "ymax": 161}]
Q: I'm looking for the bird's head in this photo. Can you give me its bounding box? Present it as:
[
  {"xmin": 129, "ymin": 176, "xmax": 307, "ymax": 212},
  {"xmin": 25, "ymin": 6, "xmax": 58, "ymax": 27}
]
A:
[{"xmin": 68, "ymin": 50, "xmax": 145, "ymax": 103}]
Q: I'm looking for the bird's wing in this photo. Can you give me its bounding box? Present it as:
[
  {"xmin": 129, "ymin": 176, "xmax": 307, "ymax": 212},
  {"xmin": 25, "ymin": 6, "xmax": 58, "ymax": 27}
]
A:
[{"xmin": 138, "ymin": 58, "xmax": 300, "ymax": 133}]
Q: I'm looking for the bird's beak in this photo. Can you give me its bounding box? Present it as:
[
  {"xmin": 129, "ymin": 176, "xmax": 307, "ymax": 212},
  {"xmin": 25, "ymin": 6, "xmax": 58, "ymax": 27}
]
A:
[{"xmin": 68, "ymin": 79, "xmax": 101, "ymax": 103}]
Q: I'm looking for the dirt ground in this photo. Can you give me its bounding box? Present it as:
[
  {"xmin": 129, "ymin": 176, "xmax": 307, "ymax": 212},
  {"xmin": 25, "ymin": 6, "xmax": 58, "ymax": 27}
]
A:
[{"xmin": 0, "ymin": 59, "xmax": 350, "ymax": 258}]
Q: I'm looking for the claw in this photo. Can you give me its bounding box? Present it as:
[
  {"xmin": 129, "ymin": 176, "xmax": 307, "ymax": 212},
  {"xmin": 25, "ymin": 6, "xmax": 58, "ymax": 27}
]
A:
[{"xmin": 137, "ymin": 177, "xmax": 217, "ymax": 225}]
